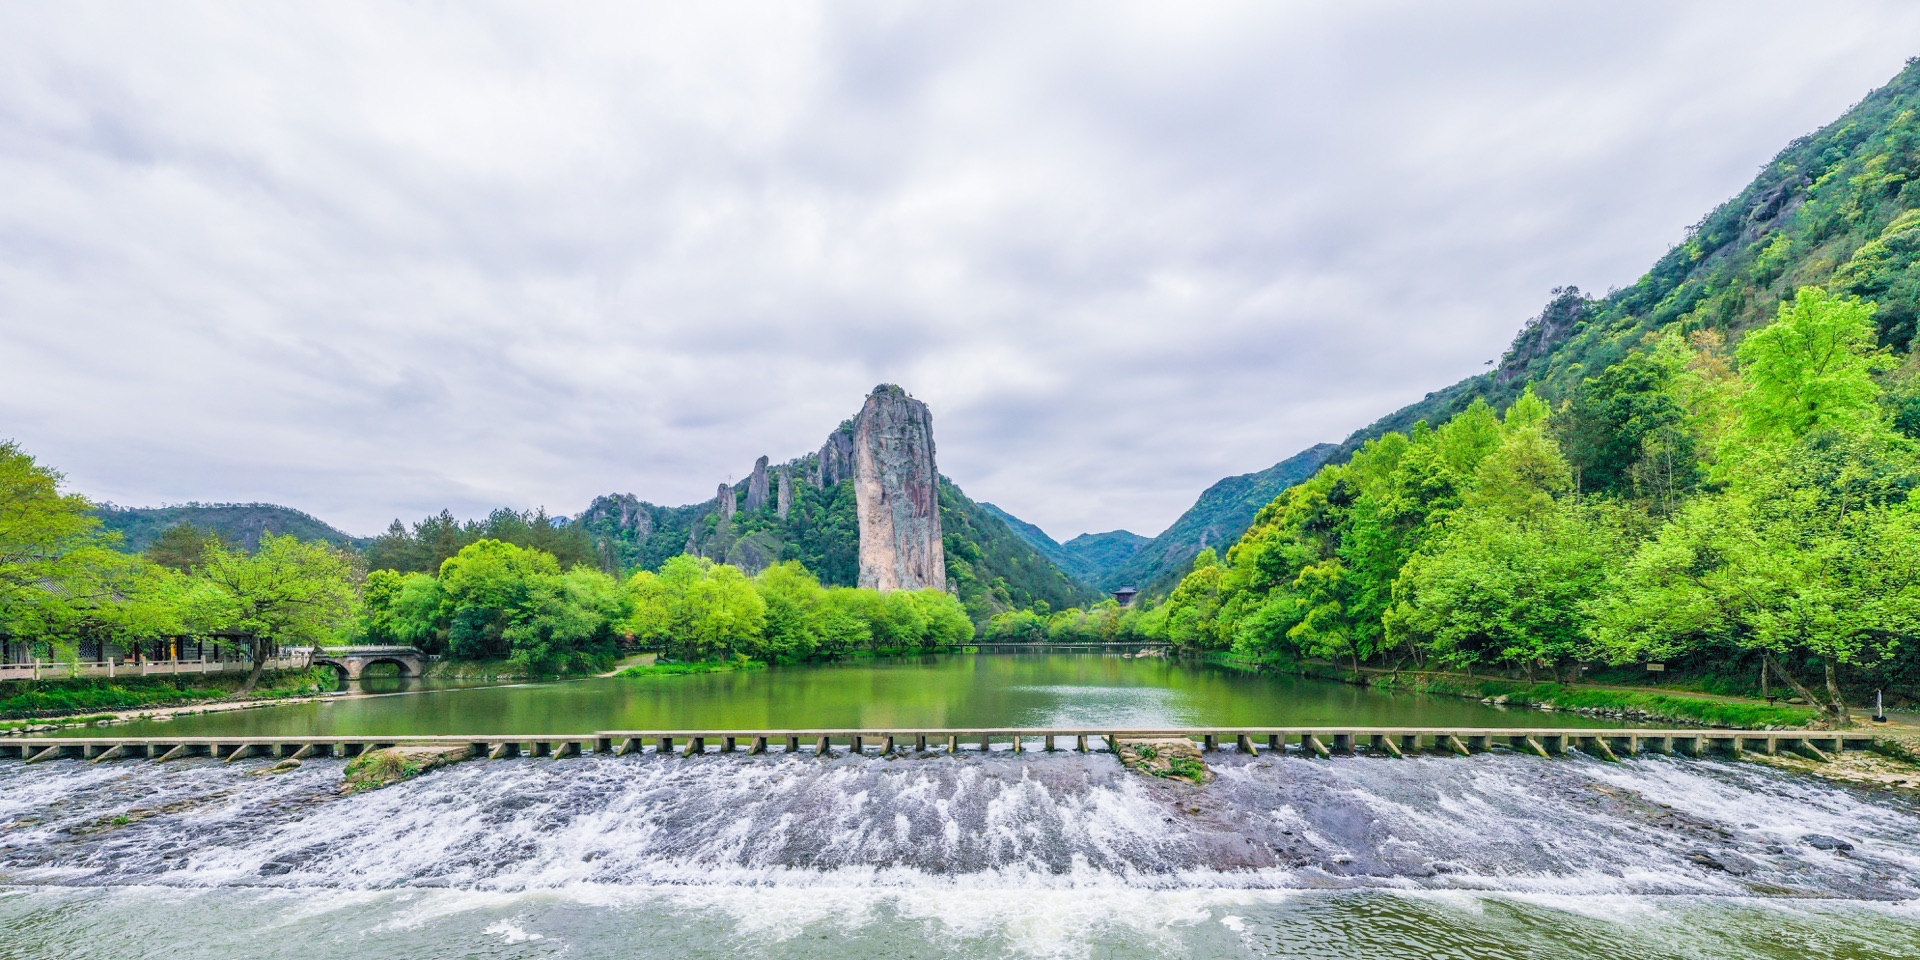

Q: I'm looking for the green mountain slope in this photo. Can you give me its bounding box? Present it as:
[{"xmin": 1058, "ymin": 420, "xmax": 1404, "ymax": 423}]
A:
[
  {"xmin": 1113, "ymin": 442, "xmax": 1340, "ymax": 595},
  {"xmin": 1320, "ymin": 58, "xmax": 1920, "ymax": 456},
  {"xmin": 974, "ymin": 502, "xmax": 1139, "ymax": 586},
  {"xmin": 93, "ymin": 503, "xmax": 366, "ymax": 552},
  {"xmin": 576, "ymin": 476, "xmax": 1097, "ymax": 623},
  {"xmin": 1135, "ymin": 59, "xmax": 1920, "ymax": 601},
  {"xmin": 939, "ymin": 482, "xmax": 1098, "ymax": 619},
  {"xmin": 1060, "ymin": 530, "xmax": 1149, "ymax": 582}
]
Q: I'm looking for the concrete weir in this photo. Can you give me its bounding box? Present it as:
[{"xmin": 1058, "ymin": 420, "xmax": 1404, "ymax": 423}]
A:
[{"xmin": 0, "ymin": 728, "xmax": 1880, "ymax": 764}]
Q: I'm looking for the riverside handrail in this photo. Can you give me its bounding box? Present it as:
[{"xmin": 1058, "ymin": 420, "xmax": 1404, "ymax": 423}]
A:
[
  {"xmin": 0, "ymin": 653, "xmax": 312, "ymax": 681},
  {"xmin": 0, "ymin": 727, "xmax": 1879, "ymax": 764}
]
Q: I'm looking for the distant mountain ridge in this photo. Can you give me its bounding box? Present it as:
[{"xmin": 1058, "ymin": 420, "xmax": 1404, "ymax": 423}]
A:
[
  {"xmin": 1150, "ymin": 58, "xmax": 1920, "ymax": 603},
  {"xmin": 93, "ymin": 502, "xmax": 367, "ymax": 552},
  {"xmin": 977, "ymin": 502, "xmax": 1148, "ymax": 590},
  {"xmin": 576, "ymin": 387, "xmax": 1096, "ymax": 621},
  {"xmin": 1107, "ymin": 443, "xmax": 1340, "ymax": 595}
]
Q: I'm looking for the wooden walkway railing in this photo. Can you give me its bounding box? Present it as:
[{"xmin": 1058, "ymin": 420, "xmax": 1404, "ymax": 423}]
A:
[{"xmin": 0, "ymin": 727, "xmax": 1879, "ymax": 764}]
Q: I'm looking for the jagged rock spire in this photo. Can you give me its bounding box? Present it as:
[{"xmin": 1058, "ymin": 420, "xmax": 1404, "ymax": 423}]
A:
[
  {"xmin": 745, "ymin": 456, "xmax": 771, "ymax": 511},
  {"xmin": 852, "ymin": 384, "xmax": 945, "ymax": 592}
]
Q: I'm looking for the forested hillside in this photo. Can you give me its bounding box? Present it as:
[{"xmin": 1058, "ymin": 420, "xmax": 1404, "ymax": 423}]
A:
[
  {"xmin": 1135, "ymin": 58, "xmax": 1920, "ymax": 718},
  {"xmin": 93, "ymin": 503, "xmax": 366, "ymax": 552},
  {"xmin": 491, "ymin": 473, "xmax": 1095, "ymax": 623},
  {"xmin": 1110, "ymin": 443, "xmax": 1338, "ymax": 595},
  {"xmin": 978, "ymin": 502, "xmax": 1147, "ymax": 589}
]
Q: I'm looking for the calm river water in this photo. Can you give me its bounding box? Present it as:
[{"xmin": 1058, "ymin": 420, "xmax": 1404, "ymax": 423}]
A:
[
  {"xmin": 82, "ymin": 652, "xmax": 1635, "ymax": 738},
  {"xmin": 4, "ymin": 653, "xmax": 1916, "ymax": 959}
]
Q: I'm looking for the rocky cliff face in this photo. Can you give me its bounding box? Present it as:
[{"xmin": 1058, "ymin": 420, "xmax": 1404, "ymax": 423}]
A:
[
  {"xmin": 814, "ymin": 424, "xmax": 856, "ymax": 487},
  {"xmin": 851, "ymin": 384, "xmax": 946, "ymax": 592},
  {"xmin": 578, "ymin": 493, "xmax": 655, "ymax": 542},
  {"xmin": 745, "ymin": 456, "xmax": 771, "ymax": 511}
]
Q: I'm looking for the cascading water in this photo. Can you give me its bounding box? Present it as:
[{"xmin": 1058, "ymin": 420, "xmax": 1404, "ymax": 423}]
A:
[{"xmin": 2, "ymin": 751, "xmax": 1918, "ymax": 958}]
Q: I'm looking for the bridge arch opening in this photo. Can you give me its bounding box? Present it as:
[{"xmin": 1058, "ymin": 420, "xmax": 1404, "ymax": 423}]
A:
[{"xmin": 358, "ymin": 658, "xmax": 413, "ymax": 679}]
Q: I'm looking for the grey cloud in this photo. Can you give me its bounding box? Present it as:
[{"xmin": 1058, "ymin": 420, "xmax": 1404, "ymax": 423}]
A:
[{"xmin": 2, "ymin": 2, "xmax": 1917, "ymax": 540}]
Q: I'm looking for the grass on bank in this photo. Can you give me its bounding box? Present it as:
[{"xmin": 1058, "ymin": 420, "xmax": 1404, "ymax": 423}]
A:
[
  {"xmin": 1211, "ymin": 655, "xmax": 1821, "ymax": 728},
  {"xmin": 616, "ymin": 657, "xmax": 767, "ymax": 678},
  {"xmin": 1375, "ymin": 674, "xmax": 1822, "ymax": 729},
  {"xmin": 0, "ymin": 668, "xmax": 336, "ymax": 721}
]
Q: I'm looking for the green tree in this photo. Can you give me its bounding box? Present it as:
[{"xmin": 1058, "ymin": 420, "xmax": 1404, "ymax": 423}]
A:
[
  {"xmin": 193, "ymin": 533, "xmax": 360, "ymax": 690},
  {"xmin": 0, "ymin": 441, "xmax": 126, "ymax": 646},
  {"xmin": 145, "ymin": 522, "xmax": 227, "ymax": 574},
  {"xmin": 1734, "ymin": 287, "xmax": 1887, "ymax": 449}
]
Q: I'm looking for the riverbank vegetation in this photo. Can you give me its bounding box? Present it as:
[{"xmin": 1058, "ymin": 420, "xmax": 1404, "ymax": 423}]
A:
[
  {"xmin": 361, "ymin": 544, "xmax": 972, "ymax": 672},
  {"xmin": 1005, "ymin": 288, "xmax": 1920, "ymax": 725},
  {"xmin": 0, "ymin": 668, "xmax": 336, "ymax": 721},
  {"xmin": 1, "ymin": 441, "xmax": 361, "ymax": 689},
  {"xmin": 3, "ymin": 441, "xmax": 974, "ymax": 680}
]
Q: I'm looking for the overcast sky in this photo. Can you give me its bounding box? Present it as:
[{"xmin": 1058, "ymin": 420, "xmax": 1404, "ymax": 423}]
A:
[{"xmin": 4, "ymin": 3, "xmax": 1919, "ymax": 541}]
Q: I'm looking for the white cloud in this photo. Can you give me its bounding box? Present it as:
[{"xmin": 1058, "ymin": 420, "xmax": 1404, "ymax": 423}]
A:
[{"xmin": 2, "ymin": 1, "xmax": 1917, "ymax": 539}]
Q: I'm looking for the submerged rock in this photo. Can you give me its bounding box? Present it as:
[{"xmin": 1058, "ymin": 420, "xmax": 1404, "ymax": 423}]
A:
[
  {"xmin": 1115, "ymin": 738, "xmax": 1211, "ymax": 783},
  {"xmin": 342, "ymin": 745, "xmax": 474, "ymax": 794},
  {"xmin": 1803, "ymin": 834, "xmax": 1855, "ymax": 852}
]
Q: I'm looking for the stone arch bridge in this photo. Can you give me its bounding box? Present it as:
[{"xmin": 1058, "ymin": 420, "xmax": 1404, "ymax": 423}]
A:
[{"xmin": 311, "ymin": 646, "xmax": 428, "ymax": 681}]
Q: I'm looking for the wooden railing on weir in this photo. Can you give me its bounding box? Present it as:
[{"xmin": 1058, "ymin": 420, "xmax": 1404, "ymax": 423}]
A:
[{"xmin": 0, "ymin": 727, "xmax": 1880, "ymax": 764}]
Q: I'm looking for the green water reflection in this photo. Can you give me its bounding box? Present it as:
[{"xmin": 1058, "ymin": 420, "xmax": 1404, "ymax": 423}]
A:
[{"xmin": 91, "ymin": 654, "xmax": 1639, "ymax": 738}]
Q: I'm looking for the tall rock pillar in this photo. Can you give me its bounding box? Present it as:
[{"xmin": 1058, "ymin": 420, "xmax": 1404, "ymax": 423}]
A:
[
  {"xmin": 745, "ymin": 456, "xmax": 771, "ymax": 511},
  {"xmin": 852, "ymin": 384, "xmax": 946, "ymax": 592},
  {"xmin": 776, "ymin": 465, "xmax": 793, "ymax": 519}
]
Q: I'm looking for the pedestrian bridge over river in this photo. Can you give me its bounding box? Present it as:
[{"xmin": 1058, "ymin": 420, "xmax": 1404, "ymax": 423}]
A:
[
  {"xmin": 0, "ymin": 726, "xmax": 1881, "ymax": 765},
  {"xmin": 305, "ymin": 646, "xmax": 428, "ymax": 681}
]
